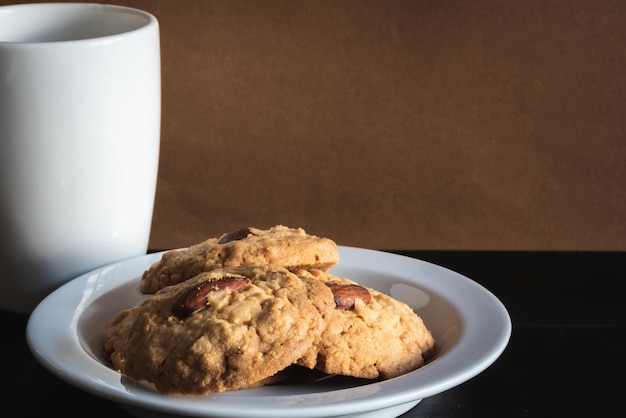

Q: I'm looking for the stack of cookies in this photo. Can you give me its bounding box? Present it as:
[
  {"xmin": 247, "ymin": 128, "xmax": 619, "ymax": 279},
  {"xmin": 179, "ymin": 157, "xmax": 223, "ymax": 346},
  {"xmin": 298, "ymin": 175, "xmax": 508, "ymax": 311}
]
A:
[{"xmin": 101, "ymin": 225, "xmax": 435, "ymax": 395}]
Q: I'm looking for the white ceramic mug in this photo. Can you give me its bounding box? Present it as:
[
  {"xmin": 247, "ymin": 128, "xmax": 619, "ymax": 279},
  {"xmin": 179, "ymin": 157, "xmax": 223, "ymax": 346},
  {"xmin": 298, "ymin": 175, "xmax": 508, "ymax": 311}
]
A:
[{"xmin": 0, "ymin": 3, "xmax": 161, "ymax": 314}]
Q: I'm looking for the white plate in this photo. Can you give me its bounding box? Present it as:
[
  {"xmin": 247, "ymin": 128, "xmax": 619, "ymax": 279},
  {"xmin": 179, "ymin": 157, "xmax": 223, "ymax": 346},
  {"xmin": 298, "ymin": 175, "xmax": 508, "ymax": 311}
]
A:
[{"xmin": 27, "ymin": 246, "xmax": 511, "ymax": 418}]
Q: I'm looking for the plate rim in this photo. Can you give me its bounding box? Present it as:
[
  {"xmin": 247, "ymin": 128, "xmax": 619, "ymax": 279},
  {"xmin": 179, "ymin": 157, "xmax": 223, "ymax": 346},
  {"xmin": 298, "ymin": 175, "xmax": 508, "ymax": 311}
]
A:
[{"xmin": 26, "ymin": 246, "xmax": 511, "ymax": 418}]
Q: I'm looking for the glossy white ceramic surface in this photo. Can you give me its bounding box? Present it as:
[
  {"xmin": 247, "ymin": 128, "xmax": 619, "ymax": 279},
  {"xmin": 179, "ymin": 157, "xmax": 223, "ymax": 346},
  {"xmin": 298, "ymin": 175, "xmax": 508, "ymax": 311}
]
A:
[
  {"xmin": 0, "ymin": 3, "xmax": 160, "ymax": 314},
  {"xmin": 27, "ymin": 246, "xmax": 511, "ymax": 418}
]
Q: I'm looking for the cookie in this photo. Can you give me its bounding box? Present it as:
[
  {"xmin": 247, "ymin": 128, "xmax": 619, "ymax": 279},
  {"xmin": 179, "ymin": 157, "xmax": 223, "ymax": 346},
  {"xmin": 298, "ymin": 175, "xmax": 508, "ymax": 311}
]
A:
[
  {"xmin": 295, "ymin": 269, "xmax": 436, "ymax": 380},
  {"xmin": 140, "ymin": 225, "xmax": 339, "ymax": 294},
  {"xmin": 102, "ymin": 265, "xmax": 335, "ymax": 395}
]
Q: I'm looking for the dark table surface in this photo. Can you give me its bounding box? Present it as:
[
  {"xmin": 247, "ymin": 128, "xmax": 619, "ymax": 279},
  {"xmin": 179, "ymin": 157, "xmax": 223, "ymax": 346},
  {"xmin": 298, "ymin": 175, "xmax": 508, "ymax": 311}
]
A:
[{"xmin": 3, "ymin": 250, "xmax": 624, "ymax": 417}]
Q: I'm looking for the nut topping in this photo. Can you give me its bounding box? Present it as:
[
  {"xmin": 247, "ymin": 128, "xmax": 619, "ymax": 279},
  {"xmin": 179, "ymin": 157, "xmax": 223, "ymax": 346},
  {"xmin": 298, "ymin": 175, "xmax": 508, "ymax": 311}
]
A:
[
  {"xmin": 218, "ymin": 228, "xmax": 252, "ymax": 244},
  {"xmin": 327, "ymin": 283, "xmax": 371, "ymax": 310},
  {"xmin": 171, "ymin": 277, "xmax": 249, "ymax": 318}
]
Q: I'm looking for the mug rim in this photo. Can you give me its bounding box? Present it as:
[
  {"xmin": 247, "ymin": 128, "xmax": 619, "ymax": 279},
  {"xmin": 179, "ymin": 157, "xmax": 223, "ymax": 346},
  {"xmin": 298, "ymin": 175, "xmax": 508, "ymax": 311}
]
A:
[{"xmin": 0, "ymin": 2, "xmax": 158, "ymax": 45}]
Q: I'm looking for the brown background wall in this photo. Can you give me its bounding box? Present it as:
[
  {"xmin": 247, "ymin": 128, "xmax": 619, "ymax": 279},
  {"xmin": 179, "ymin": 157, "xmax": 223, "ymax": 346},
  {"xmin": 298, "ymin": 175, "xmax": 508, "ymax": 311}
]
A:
[{"xmin": 4, "ymin": 0, "xmax": 626, "ymax": 250}]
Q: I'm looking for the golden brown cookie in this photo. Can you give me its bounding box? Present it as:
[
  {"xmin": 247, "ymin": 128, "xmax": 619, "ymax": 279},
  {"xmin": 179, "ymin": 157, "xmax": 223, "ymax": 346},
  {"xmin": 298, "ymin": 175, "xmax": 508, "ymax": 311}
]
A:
[
  {"xmin": 140, "ymin": 225, "xmax": 339, "ymax": 293},
  {"xmin": 102, "ymin": 265, "xmax": 335, "ymax": 395},
  {"xmin": 296, "ymin": 269, "xmax": 436, "ymax": 380}
]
